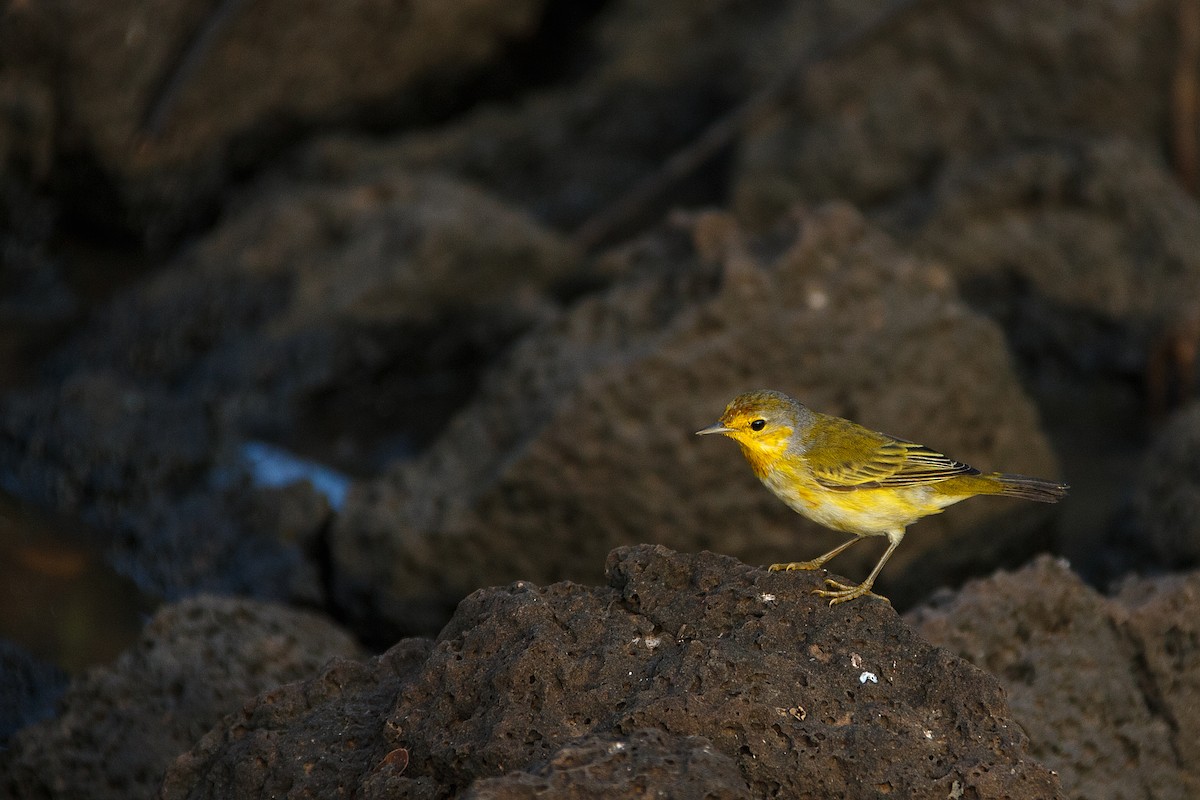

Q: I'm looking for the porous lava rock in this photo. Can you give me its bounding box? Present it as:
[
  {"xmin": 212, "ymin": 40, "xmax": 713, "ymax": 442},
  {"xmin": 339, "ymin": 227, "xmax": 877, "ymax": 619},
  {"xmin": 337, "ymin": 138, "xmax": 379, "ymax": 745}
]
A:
[
  {"xmin": 1116, "ymin": 571, "xmax": 1200, "ymax": 784},
  {"xmin": 908, "ymin": 556, "xmax": 1200, "ymax": 799},
  {"xmin": 903, "ymin": 139, "xmax": 1200, "ymax": 382},
  {"xmin": 0, "ymin": 596, "xmax": 362, "ymax": 800},
  {"xmin": 161, "ymin": 637, "xmax": 436, "ymax": 800},
  {"xmin": 160, "ymin": 545, "xmax": 1062, "ymax": 799},
  {"xmin": 459, "ymin": 730, "xmax": 750, "ymax": 800},
  {"xmin": 333, "ymin": 204, "xmax": 1063, "ymax": 635}
]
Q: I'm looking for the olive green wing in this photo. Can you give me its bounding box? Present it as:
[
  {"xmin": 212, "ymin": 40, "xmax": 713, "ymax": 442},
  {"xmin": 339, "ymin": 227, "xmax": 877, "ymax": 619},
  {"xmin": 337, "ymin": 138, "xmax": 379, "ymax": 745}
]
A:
[{"xmin": 804, "ymin": 415, "xmax": 979, "ymax": 492}]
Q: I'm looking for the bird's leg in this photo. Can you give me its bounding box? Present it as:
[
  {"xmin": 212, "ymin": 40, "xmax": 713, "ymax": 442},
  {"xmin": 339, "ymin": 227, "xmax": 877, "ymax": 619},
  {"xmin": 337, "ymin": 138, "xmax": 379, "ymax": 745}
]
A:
[
  {"xmin": 814, "ymin": 529, "xmax": 904, "ymax": 605},
  {"xmin": 768, "ymin": 535, "xmax": 862, "ymax": 572}
]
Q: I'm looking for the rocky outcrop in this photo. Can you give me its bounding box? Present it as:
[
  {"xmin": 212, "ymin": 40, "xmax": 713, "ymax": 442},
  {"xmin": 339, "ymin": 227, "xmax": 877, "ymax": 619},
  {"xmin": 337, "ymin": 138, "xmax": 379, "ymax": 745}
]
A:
[
  {"xmin": 908, "ymin": 557, "xmax": 1200, "ymax": 799},
  {"xmin": 160, "ymin": 545, "xmax": 1063, "ymax": 799}
]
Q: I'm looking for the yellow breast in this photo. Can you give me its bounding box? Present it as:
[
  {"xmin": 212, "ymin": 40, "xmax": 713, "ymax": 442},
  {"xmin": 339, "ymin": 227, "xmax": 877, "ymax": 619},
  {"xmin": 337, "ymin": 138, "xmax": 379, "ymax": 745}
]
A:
[{"xmin": 756, "ymin": 458, "xmax": 954, "ymax": 536}]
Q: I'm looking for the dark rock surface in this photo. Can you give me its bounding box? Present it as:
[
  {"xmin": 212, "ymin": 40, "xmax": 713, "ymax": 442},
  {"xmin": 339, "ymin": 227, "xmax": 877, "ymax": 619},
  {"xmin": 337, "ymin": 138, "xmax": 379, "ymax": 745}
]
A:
[
  {"xmin": 0, "ymin": 372, "xmax": 319, "ymax": 602},
  {"xmin": 1133, "ymin": 402, "xmax": 1200, "ymax": 568},
  {"xmin": 901, "ymin": 142, "xmax": 1200, "ymax": 580},
  {"xmin": 908, "ymin": 556, "xmax": 1200, "ymax": 800},
  {"xmin": 59, "ymin": 168, "xmax": 576, "ymax": 462},
  {"xmin": 1116, "ymin": 570, "xmax": 1200, "ymax": 784},
  {"xmin": 459, "ymin": 730, "xmax": 750, "ymax": 800},
  {"xmin": 910, "ymin": 140, "xmax": 1200, "ymax": 329},
  {"xmin": 333, "ymin": 205, "xmax": 1063, "ymax": 635},
  {"xmin": 0, "ymin": 639, "xmax": 67, "ymax": 743},
  {"xmin": 309, "ymin": 0, "xmax": 812, "ymax": 232},
  {"xmin": 160, "ymin": 545, "xmax": 1063, "ymax": 799},
  {"xmin": 0, "ymin": 0, "xmax": 548, "ymax": 236},
  {"xmin": 0, "ymin": 170, "xmax": 574, "ymax": 604},
  {"xmin": 161, "ymin": 637, "xmax": 435, "ymax": 800},
  {"xmin": 734, "ymin": 0, "xmax": 1174, "ymax": 221},
  {"xmin": 0, "ymin": 596, "xmax": 362, "ymax": 800}
]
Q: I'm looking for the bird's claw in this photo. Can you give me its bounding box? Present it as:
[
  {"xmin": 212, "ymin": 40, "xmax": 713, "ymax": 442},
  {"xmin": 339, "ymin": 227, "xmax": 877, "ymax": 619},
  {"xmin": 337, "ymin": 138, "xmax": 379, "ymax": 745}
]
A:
[
  {"xmin": 812, "ymin": 579, "xmax": 890, "ymax": 606},
  {"xmin": 768, "ymin": 560, "xmax": 823, "ymax": 572}
]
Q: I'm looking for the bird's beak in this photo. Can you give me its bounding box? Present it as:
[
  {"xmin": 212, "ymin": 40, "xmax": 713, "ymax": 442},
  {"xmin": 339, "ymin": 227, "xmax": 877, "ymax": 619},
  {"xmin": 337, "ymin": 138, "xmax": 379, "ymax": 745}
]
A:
[{"xmin": 696, "ymin": 422, "xmax": 733, "ymax": 436}]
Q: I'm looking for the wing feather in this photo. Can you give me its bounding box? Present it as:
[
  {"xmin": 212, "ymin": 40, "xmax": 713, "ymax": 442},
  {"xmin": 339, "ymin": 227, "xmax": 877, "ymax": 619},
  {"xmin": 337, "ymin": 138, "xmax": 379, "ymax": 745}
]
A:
[{"xmin": 804, "ymin": 416, "xmax": 979, "ymax": 492}]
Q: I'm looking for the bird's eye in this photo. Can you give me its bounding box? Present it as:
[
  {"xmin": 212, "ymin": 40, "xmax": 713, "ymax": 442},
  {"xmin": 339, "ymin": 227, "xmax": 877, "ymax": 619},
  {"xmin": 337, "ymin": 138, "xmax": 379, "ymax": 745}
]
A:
[{"xmin": 750, "ymin": 419, "xmax": 766, "ymax": 431}]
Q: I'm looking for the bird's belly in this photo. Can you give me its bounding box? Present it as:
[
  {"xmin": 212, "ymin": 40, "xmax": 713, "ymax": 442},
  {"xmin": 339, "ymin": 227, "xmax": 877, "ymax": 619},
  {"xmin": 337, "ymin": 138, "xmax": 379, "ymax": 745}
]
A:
[{"xmin": 763, "ymin": 473, "xmax": 955, "ymax": 536}]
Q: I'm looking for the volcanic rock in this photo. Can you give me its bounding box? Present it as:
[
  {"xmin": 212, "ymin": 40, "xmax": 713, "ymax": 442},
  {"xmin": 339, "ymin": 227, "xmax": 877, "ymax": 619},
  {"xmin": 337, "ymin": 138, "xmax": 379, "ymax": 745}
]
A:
[
  {"xmin": 908, "ymin": 556, "xmax": 1200, "ymax": 799},
  {"xmin": 161, "ymin": 545, "xmax": 1062, "ymax": 799}
]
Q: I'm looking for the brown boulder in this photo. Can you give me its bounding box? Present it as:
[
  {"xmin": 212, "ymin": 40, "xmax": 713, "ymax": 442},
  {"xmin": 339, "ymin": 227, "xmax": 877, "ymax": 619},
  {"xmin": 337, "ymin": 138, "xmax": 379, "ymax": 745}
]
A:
[
  {"xmin": 910, "ymin": 141, "xmax": 1200, "ymax": 326},
  {"xmin": 160, "ymin": 545, "xmax": 1063, "ymax": 799},
  {"xmin": 908, "ymin": 557, "xmax": 1200, "ymax": 799}
]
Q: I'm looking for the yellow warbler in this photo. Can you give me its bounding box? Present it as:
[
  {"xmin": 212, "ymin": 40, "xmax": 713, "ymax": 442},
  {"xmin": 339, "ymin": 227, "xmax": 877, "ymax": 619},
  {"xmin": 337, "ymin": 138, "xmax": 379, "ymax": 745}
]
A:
[{"xmin": 698, "ymin": 390, "xmax": 1067, "ymax": 604}]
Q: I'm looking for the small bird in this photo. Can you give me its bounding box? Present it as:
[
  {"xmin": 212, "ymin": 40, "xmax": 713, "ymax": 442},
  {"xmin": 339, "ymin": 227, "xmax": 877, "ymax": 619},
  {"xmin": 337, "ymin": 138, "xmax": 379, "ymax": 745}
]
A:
[{"xmin": 697, "ymin": 390, "xmax": 1068, "ymax": 605}]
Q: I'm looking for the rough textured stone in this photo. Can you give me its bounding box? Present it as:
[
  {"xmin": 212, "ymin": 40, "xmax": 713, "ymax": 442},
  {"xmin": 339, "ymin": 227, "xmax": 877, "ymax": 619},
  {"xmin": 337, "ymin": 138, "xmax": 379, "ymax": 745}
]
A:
[
  {"xmin": 0, "ymin": 371, "xmax": 210, "ymax": 515},
  {"xmin": 903, "ymin": 140, "xmax": 1200, "ymax": 379},
  {"xmin": 908, "ymin": 557, "xmax": 1200, "ymax": 799},
  {"xmin": 160, "ymin": 638, "xmax": 433, "ymax": 800},
  {"xmin": 1116, "ymin": 571, "xmax": 1200, "ymax": 778},
  {"xmin": 461, "ymin": 730, "xmax": 750, "ymax": 800},
  {"xmin": 161, "ymin": 545, "xmax": 1062, "ymax": 799},
  {"xmin": 332, "ymin": 204, "xmax": 1063, "ymax": 635},
  {"xmin": 911, "ymin": 141, "xmax": 1200, "ymax": 323},
  {"xmin": 0, "ymin": 596, "xmax": 362, "ymax": 800}
]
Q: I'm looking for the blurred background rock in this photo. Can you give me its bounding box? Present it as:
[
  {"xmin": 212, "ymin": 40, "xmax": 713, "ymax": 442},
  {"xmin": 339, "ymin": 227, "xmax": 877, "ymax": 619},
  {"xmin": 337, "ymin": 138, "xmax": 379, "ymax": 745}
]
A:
[{"xmin": 2, "ymin": 0, "xmax": 1200, "ymax": 796}]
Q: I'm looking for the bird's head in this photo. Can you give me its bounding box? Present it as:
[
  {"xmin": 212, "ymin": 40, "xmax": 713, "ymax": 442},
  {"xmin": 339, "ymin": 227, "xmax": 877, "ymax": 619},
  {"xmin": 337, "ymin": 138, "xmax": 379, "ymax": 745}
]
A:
[{"xmin": 696, "ymin": 390, "xmax": 811, "ymax": 474}]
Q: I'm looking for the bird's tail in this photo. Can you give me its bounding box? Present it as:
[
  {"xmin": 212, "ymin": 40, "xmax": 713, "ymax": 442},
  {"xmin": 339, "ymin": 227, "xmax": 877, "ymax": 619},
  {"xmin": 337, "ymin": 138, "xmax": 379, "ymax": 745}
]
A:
[{"xmin": 989, "ymin": 473, "xmax": 1069, "ymax": 503}]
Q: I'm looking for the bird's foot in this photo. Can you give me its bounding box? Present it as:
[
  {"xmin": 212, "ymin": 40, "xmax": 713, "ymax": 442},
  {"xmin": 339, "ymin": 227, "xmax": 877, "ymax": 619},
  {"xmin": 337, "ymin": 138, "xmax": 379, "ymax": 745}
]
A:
[
  {"xmin": 812, "ymin": 579, "xmax": 890, "ymax": 606},
  {"xmin": 768, "ymin": 560, "xmax": 824, "ymax": 572}
]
